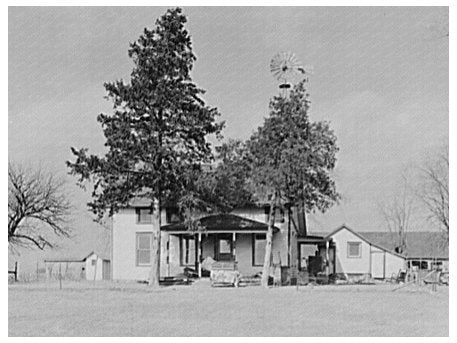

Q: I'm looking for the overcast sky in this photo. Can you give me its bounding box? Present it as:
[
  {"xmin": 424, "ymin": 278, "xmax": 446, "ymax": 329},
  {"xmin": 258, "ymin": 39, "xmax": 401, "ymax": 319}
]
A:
[{"xmin": 8, "ymin": 7, "xmax": 448, "ymax": 265}]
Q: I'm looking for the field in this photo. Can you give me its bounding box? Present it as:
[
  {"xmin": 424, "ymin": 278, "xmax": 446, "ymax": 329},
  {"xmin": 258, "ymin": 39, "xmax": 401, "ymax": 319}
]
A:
[{"xmin": 9, "ymin": 280, "xmax": 448, "ymax": 337}]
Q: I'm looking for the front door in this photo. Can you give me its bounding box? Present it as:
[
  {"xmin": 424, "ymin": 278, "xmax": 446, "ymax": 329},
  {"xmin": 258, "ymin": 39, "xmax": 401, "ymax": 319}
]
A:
[
  {"xmin": 215, "ymin": 234, "xmax": 234, "ymax": 261},
  {"xmin": 102, "ymin": 260, "xmax": 110, "ymax": 280}
]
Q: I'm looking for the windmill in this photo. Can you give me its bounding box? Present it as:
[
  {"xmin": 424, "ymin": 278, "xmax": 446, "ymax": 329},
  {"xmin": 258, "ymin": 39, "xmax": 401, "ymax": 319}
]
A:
[
  {"xmin": 270, "ymin": 52, "xmax": 312, "ymax": 237},
  {"xmin": 270, "ymin": 51, "xmax": 311, "ymax": 97}
]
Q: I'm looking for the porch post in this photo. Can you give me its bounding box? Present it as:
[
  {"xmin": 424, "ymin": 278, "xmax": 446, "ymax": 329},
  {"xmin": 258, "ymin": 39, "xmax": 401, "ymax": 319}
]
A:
[
  {"xmin": 325, "ymin": 240, "xmax": 330, "ymax": 277},
  {"xmin": 297, "ymin": 242, "xmax": 301, "ymax": 270},
  {"xmin": 232, "ymin": 232, "xmax": 236, "ymax": 262},
  {"xmin": 368, "ymin": 244, "xmax": 372, "ymax": 277},
  {"xmin": 166, "ymin": 234, "xmax": 170, "ymax": 277},
  {"xmin": 198, "ymin": 232, "xmax": 202, "ymax": 278}
]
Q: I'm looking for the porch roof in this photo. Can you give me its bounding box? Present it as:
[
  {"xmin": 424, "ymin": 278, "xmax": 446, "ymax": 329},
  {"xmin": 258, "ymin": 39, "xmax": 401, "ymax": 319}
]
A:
[
  {"xmin": 297, "ymin": 235, "xmax": 328, "ymax": 244},
  {"xmin": 161, "ymin": 213, "xmax": 279, "ymax": 233}
]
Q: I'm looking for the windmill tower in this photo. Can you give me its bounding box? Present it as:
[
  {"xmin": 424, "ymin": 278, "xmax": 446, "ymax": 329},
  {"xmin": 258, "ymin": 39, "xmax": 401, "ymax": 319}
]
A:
[{"xmin": 270, "ymin": 52, "xmax": 312, "ymax": 238}]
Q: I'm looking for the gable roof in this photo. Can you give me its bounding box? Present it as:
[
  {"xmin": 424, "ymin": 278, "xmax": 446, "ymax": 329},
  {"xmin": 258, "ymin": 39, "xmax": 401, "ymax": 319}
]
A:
[
  {"xmin": 323, "ymin": 225, "xmax": 405, "ymax": 258},
  {"xmin": 85, "ymin": 251, "xmax": 111, "ymax": 261},
  {"xmin": 311, "ymin": 225, "xmax": 448, "ymax": 259},
  {"xmin": 360, "ymin": 231, "xmax": 448, "ymax": 259},
  {"xmin": 161, "ymin": 213, "xmax": 279, "ymax": 233}
]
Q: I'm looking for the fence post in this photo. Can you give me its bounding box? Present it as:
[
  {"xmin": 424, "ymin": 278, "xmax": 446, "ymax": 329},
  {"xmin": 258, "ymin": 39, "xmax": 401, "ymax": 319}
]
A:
[
  {"xmin": 59, "ymin": 263, "xmax": 62, "ymax": 290},
  {"xmin": 14, "ymin": 262, "xmax": 18, "ymax": 282}
]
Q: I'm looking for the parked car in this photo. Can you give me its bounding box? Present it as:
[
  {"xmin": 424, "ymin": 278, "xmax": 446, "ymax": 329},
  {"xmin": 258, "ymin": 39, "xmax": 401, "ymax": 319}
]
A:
[{"xmin": 439, "ymin": 271, "xmax": 449, "ymax": 285}]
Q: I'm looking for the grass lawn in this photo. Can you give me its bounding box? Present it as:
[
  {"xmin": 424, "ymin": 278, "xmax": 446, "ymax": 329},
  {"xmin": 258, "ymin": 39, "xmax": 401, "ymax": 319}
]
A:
[{"xmin": 8, "ymin": 280, "xmax": 448, "ymax": 336}]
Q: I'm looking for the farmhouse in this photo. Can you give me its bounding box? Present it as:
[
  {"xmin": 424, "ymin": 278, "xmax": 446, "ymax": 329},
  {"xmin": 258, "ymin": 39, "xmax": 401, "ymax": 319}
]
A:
[
  {"xmin": 111, "ymin": 195, "xmax": 449, "ymax": 283},
  {"xmin": 112, "ymin": 199, "xmax": 301, "ymax": 281}
]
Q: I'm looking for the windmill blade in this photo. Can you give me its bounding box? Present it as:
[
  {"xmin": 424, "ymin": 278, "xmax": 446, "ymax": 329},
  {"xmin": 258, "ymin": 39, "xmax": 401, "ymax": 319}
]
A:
[
  {"xmin": 270, "ymin": 51, "xmax": 309, "ymax": 84},
  {"xmin": 300, "ymin": 65, "xmax": 314, "ymax": 75}
]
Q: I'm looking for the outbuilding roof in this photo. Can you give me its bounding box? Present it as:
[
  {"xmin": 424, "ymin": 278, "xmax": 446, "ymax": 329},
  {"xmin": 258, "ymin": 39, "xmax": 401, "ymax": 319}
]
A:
[
  {"xmin": 359, "ymin": 231, "xmax": 448, "ymax": 259},
  {"xmin": 45, "ymin": 250, "xmax": 110, "ymax": 263},
  {"xmin": 310, "ymin": 225, "xmax": 448, "ymax": 259}
]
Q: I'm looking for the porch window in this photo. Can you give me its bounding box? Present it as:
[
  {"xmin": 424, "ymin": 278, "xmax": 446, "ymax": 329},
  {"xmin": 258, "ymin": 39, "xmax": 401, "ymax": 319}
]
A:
[
  {"xmin": 216, "ymin": 234, "xmax": 234, "ymax": 261},
  {"xmin": 347, "ymin": 242, "xmax": 362, "ymax": 258},
  {"xmin": 136, "ymin": 233, "xmax": 152, "ymax": 266},
  {"xmin": 180, "ymin": 236, "xmax": 196, "ymax": 266},
  {"xmin": 136, "ymin": 208, "xmax": 152, "ymax": 224},
  {"xmin": 253, "ymin": 233, "xmax": 266, "ymax": 266}
]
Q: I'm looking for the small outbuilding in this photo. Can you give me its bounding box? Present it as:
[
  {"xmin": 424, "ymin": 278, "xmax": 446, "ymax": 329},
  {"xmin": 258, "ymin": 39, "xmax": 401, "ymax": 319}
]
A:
[
  {"xmin": 361, "ymin": 231, "xmax": 449, "ymax": 272},
  {"xmin": 85, "ymin": 251, "xmax": 111, "ymax": 281},
  {"xmin": 310, "ymin": 225, "xmax": 406, "ymax": 280},
  {"xmin": 44, "ymin": 251, "xmax": 111, "ymax": 281},
  {"xmin": 44, "ymin": 255, "xmax": 86, "ymax": 280}
]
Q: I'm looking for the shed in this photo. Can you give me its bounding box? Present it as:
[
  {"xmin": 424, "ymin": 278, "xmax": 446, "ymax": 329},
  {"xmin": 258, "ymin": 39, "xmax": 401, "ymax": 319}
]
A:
[
  {"xmin": 85, "ymin": 251, "xmax": 111, "ymax": 281},
  {"xmin": 44, "ymin": 251, "xmax": 111, "ymax": 281},
  {"xmin": 359, "ymin": 231, "xmax": 448, "ymax": 271},
  {"xmin": 44, "ymin": 255, "xmax": 87, "ymax": 280}
]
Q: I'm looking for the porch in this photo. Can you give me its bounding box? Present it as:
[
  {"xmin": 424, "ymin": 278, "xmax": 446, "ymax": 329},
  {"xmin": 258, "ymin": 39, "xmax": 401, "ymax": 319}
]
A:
[
  {"xmin": 161, "ymin": 213, "xmax": 280, "ymax": 278},
  {"xmin": 297, "ymin": 235, "xmax": 336, "ymax": 281}
]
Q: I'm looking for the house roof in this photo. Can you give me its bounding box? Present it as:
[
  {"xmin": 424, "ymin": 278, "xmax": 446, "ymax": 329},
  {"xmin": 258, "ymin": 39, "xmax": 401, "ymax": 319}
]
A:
[
  {"xmin": 128, "ymin": 197, "xmax": 153, "ymax": 207},
  {"xmin": 310, "ymin": 225, "xmax": 448, "ymax": 259},
  {"xmin": 161, "ymin": 213, "xmax": 279, "ymax": 233}
]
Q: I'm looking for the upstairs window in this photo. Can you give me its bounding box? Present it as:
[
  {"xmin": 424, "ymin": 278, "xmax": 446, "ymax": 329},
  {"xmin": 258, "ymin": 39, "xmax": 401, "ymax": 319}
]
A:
[
  {"xmin": 347, "ymin": 242, "xmax": 362, "ymax": 258},
  {"xmin": 166, "ymin": 207, "xmax": 182, "ymax": 224},
  {"xmin": 136, "ymin": 208, "xmax": 152, "ymax": 224}
]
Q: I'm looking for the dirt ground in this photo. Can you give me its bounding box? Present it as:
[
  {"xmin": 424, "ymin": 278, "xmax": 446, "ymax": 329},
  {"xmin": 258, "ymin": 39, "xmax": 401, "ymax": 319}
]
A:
[{"xmin": 8, "ymin": 280, "xmax": 448, "ymax": 337}]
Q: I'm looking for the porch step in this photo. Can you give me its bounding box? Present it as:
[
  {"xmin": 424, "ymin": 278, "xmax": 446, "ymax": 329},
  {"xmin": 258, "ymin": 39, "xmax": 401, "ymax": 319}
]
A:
[
  {"xmin": 159, "ymin": 277, "xmax": 192, "ymax": 286},
  {"xmin": 239, "ymin": 277, "xmax": 261, "ymax": 287}
]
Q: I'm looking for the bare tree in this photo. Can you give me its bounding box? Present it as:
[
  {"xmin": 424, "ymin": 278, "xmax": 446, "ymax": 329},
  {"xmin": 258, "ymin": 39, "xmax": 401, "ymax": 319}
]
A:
[
  {"xmin": 8, "ymin": 163, "xmax": 72, "ymax": 250},
  {"xmin": 378, "ymin": 174, "xmax": 416, "ymax": 254},
  {"xmin": 418, "ymin": 146, "xmax": 449, "ymax": 244}
]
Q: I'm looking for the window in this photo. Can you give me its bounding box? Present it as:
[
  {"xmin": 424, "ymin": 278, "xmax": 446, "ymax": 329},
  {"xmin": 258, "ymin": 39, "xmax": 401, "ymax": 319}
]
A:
[
  {"xmin": 180, "ymin": 236, "xmax": 196, "ymax": 266},
  {"xmin": 136, "ymin": 208, "xmax": 152, "ymax": 224},
  {"xmin": 136, "ymin": 233, "xmax": 152, "ymax": 266},
  {"xmin": 219, "ymin": 239, "xmax": 231, "ymax": 254},
  {"xmin": 347, "ymin": 242, "xmax": 362, "ymax": 258},
  {"xmin": 411, "ymin": 260, "xmax": 429, "ymax": 270},
  {"xmin": 166, "ymin": 207, "xmax": 182, "ymax": 224},
  {"xmin": 253, "ymin": 233, "xmax": 266, "ymax": 266},
  {"xmin": 91, "ymin": 259, "xmax": 96, "ymax": 266},
  {"xmin": 216, "ymin": 234, "xmax": 233, "ymax": 261}
]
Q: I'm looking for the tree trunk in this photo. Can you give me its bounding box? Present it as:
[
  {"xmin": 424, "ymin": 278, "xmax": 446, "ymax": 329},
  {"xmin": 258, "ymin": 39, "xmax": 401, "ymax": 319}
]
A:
[
  {"xmin": 149, "ymin": 198, "xmax": 161, "ymax": 287},
  {"xmin": 297, "ymin": 199, "xmax": 307, "ymax": 237},
  {"xmin": 261, "ymin": 193, "xmax": 277, "ymax": 288}
]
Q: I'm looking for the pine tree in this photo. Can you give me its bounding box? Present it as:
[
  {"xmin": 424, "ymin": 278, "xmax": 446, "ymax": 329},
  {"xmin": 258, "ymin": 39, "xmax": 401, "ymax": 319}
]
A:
[
  {"xmin": 67, "ymin": 8, "xmax": 223, "ymax": 287},
  {"xmin": 247, "ymin": 81, "xmax": 339, "ymax": 287}
]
